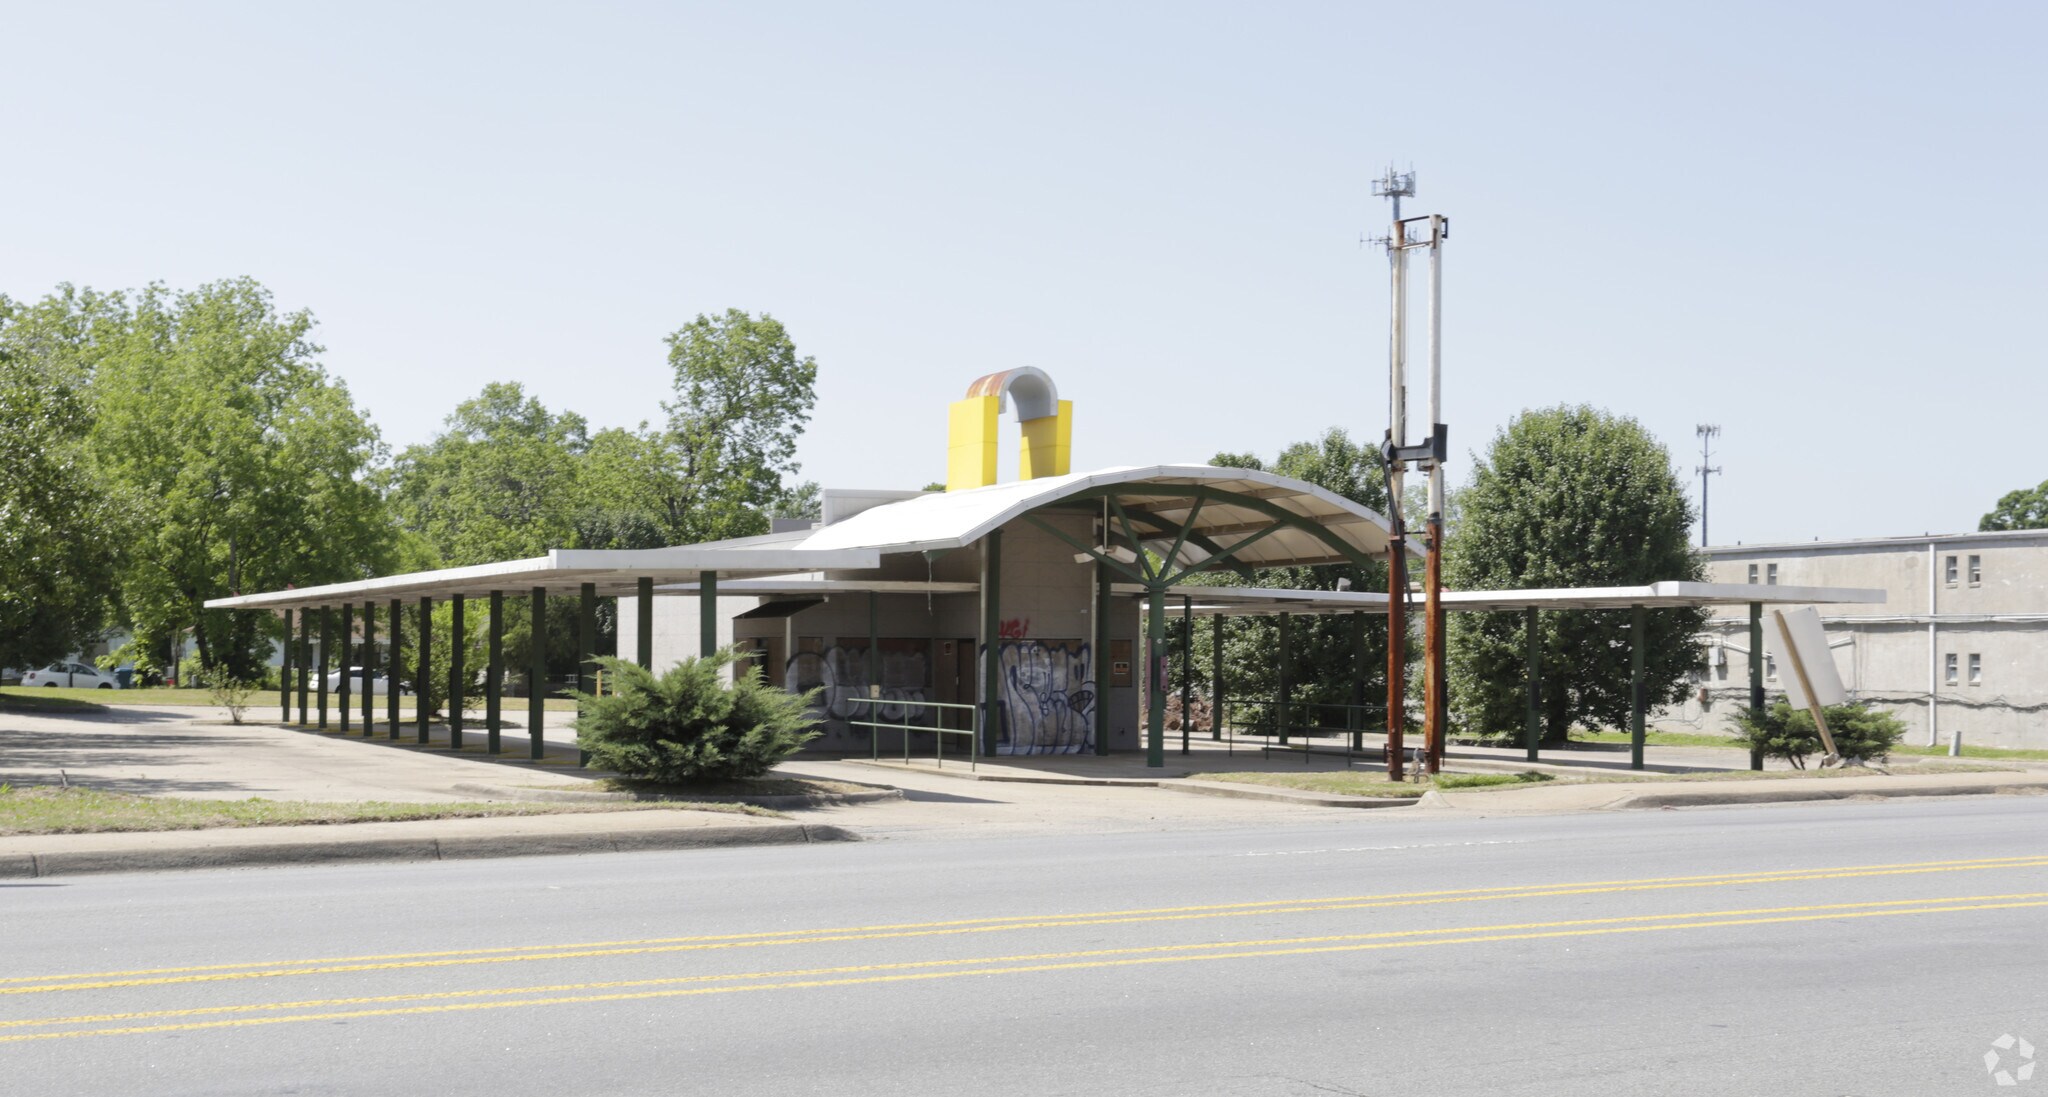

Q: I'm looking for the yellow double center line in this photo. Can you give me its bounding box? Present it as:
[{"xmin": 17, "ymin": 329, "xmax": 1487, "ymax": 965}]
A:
[
  {"xmin": 3, "ymin": 891, "xmax": 2042, "ymax": 1044},
  {"xmin": 7, "ymin": 853, "xmax": 2045, "ymax": 997}
]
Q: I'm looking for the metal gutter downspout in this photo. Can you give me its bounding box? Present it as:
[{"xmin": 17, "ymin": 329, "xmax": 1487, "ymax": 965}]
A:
[{"xmin": 1927, "ymin": 540, "xmax": 1938, "ymax": 748}]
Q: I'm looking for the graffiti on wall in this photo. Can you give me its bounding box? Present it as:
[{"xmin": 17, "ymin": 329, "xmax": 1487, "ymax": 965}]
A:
[
  {"xmin": 997, "ymin": 640, "xmax": 1094, "ymax": 755},
  {"xmin": 786, "ymin": 644, "xmax": 931, "ymax": 726},
  {"xmin": 998, "ymin": 617, "xmax": 1032, "ymax": 640}
]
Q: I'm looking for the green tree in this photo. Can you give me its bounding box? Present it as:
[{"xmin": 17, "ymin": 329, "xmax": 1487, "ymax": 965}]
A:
[
  {"xmin": 1447, "ymin": 405, "xmax": 1706, "ymax": 744},
  {"xmin": 78, "ymin": 279, "xmax": 393, "ymax": 680},
  {"xmin": 1178, "ymin": 429, "xmax": 1392, "ymax": 730},
  {"xmin": 385, "ymin": 383, "xmax": 598, "ymax": 686},
  {"xmin": 386, "ymin": 382, "xmax": 590, "ymax": 567},
  {"xmin": 585, "ymin": 310, "xmax": 819, "ymax": 547},
  {"xmin": 0, "ymin": 300, "xmax": 121, "ymax": 671},
  {"xmin": 1980, "ymin": 480, "xmax": 2048, "ymax": 531}
]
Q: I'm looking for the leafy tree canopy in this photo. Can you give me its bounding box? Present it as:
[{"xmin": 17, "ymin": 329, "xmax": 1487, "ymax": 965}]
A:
[
  {"xmin": 585, "ymin": 310, "xmax": 818, "ymax": 546},
  {"xmin": 1980, "ymin": 480, "xmax": 2048, "ymax": 531},
  {"xmin": 0, "ymin": 298, "xmax": 121, "ymax": 670},
  {"xmin": 11, "ymin": 279, "xmax": 391, "ymax": 680},
  {"xmin": 387, "ymin": 381, "xmax": 591, "ymax": 568},
  {"xmin": 1447, "ymin": 405, "xmax": 1706, "ymax": 743}
]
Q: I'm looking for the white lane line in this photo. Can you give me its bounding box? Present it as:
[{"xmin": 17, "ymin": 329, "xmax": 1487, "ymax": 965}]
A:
[{"xmin": 1241, "ymin": 840, "xmax": 1530, "ymax": 857}]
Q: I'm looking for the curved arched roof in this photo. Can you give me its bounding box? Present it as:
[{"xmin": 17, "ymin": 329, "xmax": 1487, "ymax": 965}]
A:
[{"xmin": 800, "ymin": 464, "xmax": 1401, "ymax": 569}]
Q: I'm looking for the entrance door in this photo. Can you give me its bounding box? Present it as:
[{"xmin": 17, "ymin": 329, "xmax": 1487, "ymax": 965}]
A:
[{"xmin": 933, "ymin": 639, "xmax": 978, "ymax": 735}]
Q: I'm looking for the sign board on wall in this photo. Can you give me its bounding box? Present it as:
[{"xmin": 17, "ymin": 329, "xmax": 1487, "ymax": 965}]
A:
[
  {"xmin": 1762, "ymin": 606, "xmax": 1847, "ymax": 710},
  {"xmin": 1109, "ymin": 639, "xmax": 1133, "ymax": 687}
]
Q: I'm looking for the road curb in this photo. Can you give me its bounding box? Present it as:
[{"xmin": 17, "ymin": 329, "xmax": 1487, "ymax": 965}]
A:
[
  {"xmin": 0, "ymin": 821, "xmax": 854, "ymax": 879},
  {"xmin": 840, "ymin": 760, "xmax": 1169, "ymax": 786},
  {"xmin": 448, "ymin": 781, "xmax": 904, "ymax": 809},
  {"xmin": 1616, "ymin": 781, "xmax": 2048, "ymax": 809},
  {"xmin": 1164, "ymin": 779, "xmax": 1419, "ymax": 809}
]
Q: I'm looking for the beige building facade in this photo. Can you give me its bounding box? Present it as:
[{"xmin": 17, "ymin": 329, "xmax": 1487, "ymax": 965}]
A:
[{"xmin": 1655, "ymin": 529, "xmax": 2048, "ymax": 749}]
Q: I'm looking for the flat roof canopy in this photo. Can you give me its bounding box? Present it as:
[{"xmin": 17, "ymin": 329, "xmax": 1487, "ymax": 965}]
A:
[
  {"xmin": 1114, "ymin": 581, "xmax": 1887, "ymax": 617},
  {"xmin": 202, "ymin": 546, "xmax": 882, "ymax": 612}
]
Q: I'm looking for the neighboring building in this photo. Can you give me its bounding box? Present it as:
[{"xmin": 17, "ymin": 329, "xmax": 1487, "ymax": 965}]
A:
[{"xmin": 1654, "ymin": 529, "xmax": 2048, "ymax": 749}]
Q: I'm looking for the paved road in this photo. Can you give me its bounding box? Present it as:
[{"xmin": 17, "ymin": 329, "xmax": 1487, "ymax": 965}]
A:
[{"xmin": 3, "ymin": 796, "xmax": 2045, "ymax": 1096}]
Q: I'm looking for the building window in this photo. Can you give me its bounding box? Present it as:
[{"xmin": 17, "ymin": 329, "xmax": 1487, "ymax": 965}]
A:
[
  {"xmin": 1747, "ymin": 563, "xmax": 1759, "ymax": 585},
  {"xmin": 1945, "ymin": 555, "xmax": 1959, "ymax": 586},
  {"xmin": 1766, "ymin": 563, "xmax": 1778, "ymax": 586},
  {"xmin": 1969, "ymin": 653, "xmax": 1982, "ymax": 686},
  {"xmin": 1968, "ymin": 555, "xmax": 1982, "ymax": 586},
  {"xmin": 1945, "ymin": 653, "xmax": 1958, "ymax": 686}
]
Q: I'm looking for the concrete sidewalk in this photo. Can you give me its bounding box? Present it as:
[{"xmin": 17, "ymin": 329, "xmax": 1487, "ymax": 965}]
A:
[{"xmin": 6, "ymin": 704, "xmax": 2044, "ymax": 876}]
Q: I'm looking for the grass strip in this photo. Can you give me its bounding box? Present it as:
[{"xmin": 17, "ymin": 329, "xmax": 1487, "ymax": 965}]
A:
[
  {"xmin": 0, "ymin": 692, "xmax": 108, "ymax": 714},
  {"xmin": 0, "ymin": 785, "xmax": 776, "ymax": 835},
  {"xmin": 1194, "ymin": 761, "xmax": 2018, "ymax": 797}
]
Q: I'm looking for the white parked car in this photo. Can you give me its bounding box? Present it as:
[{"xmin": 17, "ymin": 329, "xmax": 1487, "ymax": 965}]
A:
[
  {"xmin": 320, "ymin": 666, "xmax": 411, "ymax": 696},
  {"xmin": 22, "ymin": 662, "xmax": 122, "ymax": 689}
]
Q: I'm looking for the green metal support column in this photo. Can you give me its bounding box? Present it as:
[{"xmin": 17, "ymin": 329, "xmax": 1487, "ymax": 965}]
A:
[
  {"xmin": 297, "ymin": 608, "xmax": 310, "ymax": 726},
  {"xmin": 338, "ymin": 603, "xmax": 352, "ymax": 735},
  {"xmin": 448, "ymin": 596, "xmax": 465, "ymax": 751},
  {"xmin": 699, "ymin": 570, "xmax": 719, "ymax": 659},
  {"xmin": 280, "ymin": 609, "xmax": 293, "ymax": 723},
  {"xmin": 867, "ymin": 585, "xmax": 880, "ymax": 713},
  {"xmin": 416, "ymin": 596, "xmax": 432, "ymax": 745},
  {"xmin": 1351, "ymin": 612, "xmax": 1367, "ymax": 751},
  {"xmin": 361, "ymin": 602, "xmax": 375, "ymax": 736},
  {"xmin": 486, "ymin": 591, "xmax": 503, "ymax": 755},
  {"xmin": 1093, "ymin": 560, "xmax": 1112, "ymax": 755},
  {"xmin": 636, "ymin": 577, "xmax": 653, "ymax": 669},
  {"xmin": 528, "ymin": 588, "xmax": 546, "ymax": 761},
  {"xmin": 577, "ymin": 582, "xmax": 596, "ymax": 766},
  {"xmin": 980, "ymin": 531, "xmax": 1002, "ymax": 757},
  {"xmin": 1179, "ymin": 596, "xmax": 1192, "ymax": 755},
  {"xmin": 387, "ymin": 599, "xmax": 402, "ymax": 739},
  {"xmin": 1212, "ymin": 615, "xmax": 1226, "ymax": 741},
  {"xmin": 1524, "ymin": 607, "xmax": 1541, "ymax": 762},
  {"xmin": 316, "ymin": 608, "xmax": 330, "ymax": 730},
  {"xmin": 1145, "ymin": 585, "xmax": 1166, "ymax": 768},
  {"xmin": 1629, "ymin": 603, "xmax": 1646, "ymax": 770},
  {"xmin": 1748, "ymin": 601, "xmax": 1765, "ymax": 770},
  {"xmin": 1276, "ymin": 612, "xmax": 1292, "ymax": 746}
]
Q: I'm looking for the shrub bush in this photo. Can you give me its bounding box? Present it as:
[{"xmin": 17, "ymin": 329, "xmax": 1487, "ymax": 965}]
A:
[
  {"xmin": 1730, "ymin": 700, "xmax": 1906, "ymax": 767},
  {"xmin": 573, "ymin": 650, "xmax": 821, "ymax": 783},
  {"xmin": 199, "ymin": 668, "xmax": 260, "ymax": 725}
]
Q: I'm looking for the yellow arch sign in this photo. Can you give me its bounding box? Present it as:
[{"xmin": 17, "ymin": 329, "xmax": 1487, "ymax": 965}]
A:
[{"xmin": 946, "ymin": 368, "xmax": 1073, "ymax": 491}]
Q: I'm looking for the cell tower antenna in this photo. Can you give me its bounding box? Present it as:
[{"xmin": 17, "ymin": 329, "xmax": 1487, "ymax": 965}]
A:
[
  {"xmin": 1696, "ymin": 424, "xmax": 1723, "ymax": 547},
  {"xmin": 1370, "ymin": 164, "xmax": 1416, "ymax": 227}
]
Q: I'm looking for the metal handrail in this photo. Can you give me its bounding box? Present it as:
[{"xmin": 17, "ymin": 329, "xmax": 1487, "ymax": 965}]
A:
[
  {"xmin": 842, "ymin": 695, "xmax": 980, "ymax": 771},
  {"xmin": 1219, "ymin": 698, "xmax": 1387, "ymax": 765}
]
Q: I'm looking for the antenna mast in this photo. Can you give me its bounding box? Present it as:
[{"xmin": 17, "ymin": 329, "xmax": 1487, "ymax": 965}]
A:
[
  {"xmin": 1372, "ymin": 165, "xmax": 1449, "ymax": 778},
  {"xmin": 1696, "ymin": 425, "xmax": 1722, "ymax": 547}
]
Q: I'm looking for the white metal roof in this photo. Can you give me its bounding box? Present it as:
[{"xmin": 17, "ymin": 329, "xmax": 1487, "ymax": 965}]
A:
[
  {"xmin": 202, "ymin": 546, "xmax": 882, "ymax": 611},
  {"xmin": 800, "ymin": 464, "xmax": 1399, "ymax": 568},
  {"xmin": 1116, "ymin": 581, "xmax": 1886, "ymax": 617}
]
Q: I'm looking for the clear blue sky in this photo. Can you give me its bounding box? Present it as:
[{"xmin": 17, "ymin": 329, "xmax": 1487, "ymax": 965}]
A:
[{"xmin": 5, "ymin": 1, "xmax": 2042, "ymax": 545}]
